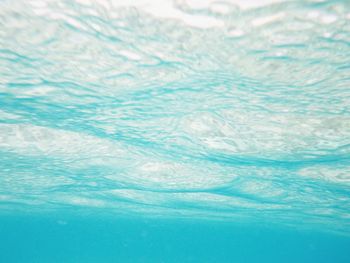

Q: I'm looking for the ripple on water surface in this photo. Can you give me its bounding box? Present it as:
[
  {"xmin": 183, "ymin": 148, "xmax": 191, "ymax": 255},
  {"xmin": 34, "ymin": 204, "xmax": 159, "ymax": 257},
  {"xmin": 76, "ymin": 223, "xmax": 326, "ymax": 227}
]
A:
[{"xmin": 0, "ymin": 0, "xmax": 350, "ymax": 235}]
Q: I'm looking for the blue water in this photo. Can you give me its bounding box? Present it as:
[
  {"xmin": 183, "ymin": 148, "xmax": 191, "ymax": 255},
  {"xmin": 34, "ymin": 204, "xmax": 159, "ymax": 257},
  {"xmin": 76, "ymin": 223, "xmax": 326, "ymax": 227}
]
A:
[{"xmin": 1, "ymin": 0, "xmax": 350, "ymax": 262}]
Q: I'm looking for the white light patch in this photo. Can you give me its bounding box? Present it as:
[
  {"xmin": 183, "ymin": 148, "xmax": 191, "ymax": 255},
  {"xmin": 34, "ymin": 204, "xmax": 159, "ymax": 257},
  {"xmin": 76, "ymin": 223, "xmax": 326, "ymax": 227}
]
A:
[
  {"xmin": 251, "ymin": 12, "xmax": 285, "ymax": 27},
  {"xmin": 119, "ymin": 50, "xmax": 142, "ymax": 60}
]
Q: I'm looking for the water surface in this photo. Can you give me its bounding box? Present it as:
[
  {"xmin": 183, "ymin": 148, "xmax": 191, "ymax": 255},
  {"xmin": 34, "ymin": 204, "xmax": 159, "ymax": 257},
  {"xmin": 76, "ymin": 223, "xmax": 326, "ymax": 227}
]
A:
[{"xmin": 0, "ymin": 0, "xmax": 350, "ymax": 261}]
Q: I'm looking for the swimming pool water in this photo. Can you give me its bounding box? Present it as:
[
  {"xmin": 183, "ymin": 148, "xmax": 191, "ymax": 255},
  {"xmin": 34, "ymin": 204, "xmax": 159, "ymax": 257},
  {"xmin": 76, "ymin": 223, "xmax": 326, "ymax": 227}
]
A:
[{"xmin": 0, "ymin": 0, "xmax": 350, "ymax": 262}]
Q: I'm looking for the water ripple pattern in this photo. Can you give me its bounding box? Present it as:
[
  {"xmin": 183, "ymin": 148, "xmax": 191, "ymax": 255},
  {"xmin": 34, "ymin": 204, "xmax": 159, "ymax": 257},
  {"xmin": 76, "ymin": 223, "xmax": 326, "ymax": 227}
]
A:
[{"xmin": 0, "ymin": 0, "xmax": 350, "ymax": 234}]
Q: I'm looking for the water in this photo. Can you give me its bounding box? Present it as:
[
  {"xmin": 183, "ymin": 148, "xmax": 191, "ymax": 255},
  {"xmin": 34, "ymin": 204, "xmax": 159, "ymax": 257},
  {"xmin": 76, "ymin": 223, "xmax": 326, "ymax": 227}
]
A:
[{"xmin": 0, "ymin": 0, "xmax": 350, "ymax": 262}]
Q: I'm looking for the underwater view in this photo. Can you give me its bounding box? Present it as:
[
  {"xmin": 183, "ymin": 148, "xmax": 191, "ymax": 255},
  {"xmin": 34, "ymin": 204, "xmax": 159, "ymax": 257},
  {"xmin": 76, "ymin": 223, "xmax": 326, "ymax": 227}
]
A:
[{"xmin": 1, "ymin": 0, "xmax": 350, "ymax": 262}]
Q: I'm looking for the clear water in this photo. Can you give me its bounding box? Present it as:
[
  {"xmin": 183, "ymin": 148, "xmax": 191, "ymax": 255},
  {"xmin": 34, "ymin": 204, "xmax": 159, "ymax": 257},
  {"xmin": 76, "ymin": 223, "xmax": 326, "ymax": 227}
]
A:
[{"xmin": 1, "ymin": 0, "xmax": 350, "ymax": 262}]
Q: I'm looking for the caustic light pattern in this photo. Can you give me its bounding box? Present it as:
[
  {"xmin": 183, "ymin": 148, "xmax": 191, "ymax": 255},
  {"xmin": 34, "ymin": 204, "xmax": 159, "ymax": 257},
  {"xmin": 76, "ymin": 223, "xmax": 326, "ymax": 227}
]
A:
[{"xmin": 0, "ymin": 0, "xmax": 350, "ymax": 234}]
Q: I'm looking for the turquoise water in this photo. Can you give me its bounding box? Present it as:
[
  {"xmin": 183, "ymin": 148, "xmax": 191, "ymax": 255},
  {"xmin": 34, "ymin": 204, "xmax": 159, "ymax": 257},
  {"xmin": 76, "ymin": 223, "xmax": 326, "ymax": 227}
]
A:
[{"xmin": 1, "ymin": 0, "xmax": 350, "ymax": 262}]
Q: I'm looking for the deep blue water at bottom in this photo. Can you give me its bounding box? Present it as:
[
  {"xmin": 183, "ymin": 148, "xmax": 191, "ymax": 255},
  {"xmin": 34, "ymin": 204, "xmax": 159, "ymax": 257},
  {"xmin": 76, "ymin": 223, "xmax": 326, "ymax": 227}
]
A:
[{"xmin": 1, "ymin": 213, "xmax": 350, "ymax": 263}]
